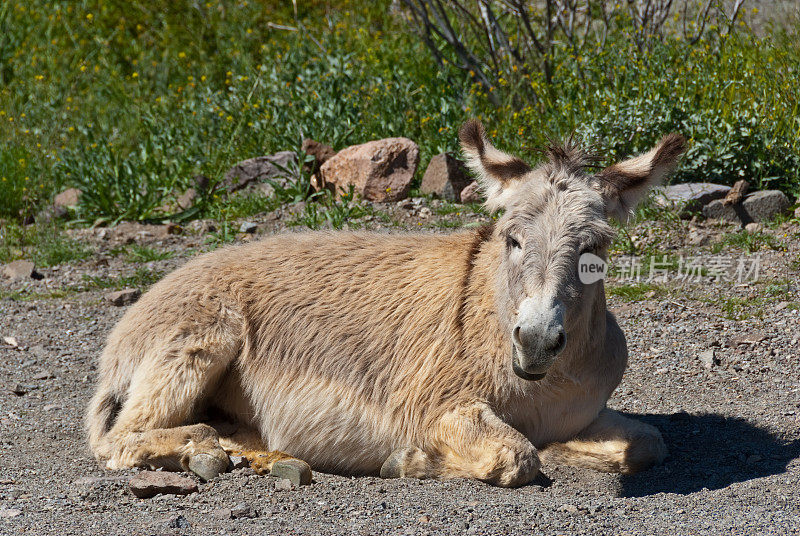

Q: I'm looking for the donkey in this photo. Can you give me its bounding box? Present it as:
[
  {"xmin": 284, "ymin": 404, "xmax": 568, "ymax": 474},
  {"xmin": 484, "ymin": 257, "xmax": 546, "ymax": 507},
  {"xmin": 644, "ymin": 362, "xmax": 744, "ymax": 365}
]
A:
[{"xmin": 86, "ymin": 120, "xmax": 685, "ymax": 487}]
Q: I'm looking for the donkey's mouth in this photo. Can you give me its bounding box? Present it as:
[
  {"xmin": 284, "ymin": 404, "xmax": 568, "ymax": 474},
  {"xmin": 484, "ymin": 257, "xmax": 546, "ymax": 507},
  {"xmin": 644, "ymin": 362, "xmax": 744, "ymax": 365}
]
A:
[{"xmin": 511, "ymin": 347, "xmax": 547, "ymax": 381}]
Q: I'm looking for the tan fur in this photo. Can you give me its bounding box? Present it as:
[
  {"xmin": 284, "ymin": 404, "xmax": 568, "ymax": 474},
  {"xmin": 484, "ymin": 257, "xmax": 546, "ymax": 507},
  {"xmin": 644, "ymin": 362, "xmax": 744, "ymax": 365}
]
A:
[{"xmin": 86, "ymin": 121, "xmax": 684, "ymax": 486}]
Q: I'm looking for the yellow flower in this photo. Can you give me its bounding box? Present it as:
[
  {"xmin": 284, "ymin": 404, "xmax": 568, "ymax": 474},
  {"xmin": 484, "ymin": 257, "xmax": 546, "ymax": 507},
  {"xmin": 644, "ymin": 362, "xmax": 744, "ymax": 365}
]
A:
[
  {"xmin": 178, "ymin": 52, "xmax": 186, "ymax": 59},
  {"xmin": 86, "ymin": 13, "xmax": 93, "ymax": 20},
  {"xmin": 132, "ymin": 72, "xmax": 139, "ymax": 78}
]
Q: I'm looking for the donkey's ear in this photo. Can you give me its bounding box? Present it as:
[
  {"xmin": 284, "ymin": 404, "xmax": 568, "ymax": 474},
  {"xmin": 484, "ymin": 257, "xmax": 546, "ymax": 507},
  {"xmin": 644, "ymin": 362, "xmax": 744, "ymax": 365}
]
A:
[
  {"xmin": 595, "ymin": 133, "xmax": 686, "ymax": 222},
  {"xmin": 459, "ymin": 119, "xmax": 532, "ymax": 212}
]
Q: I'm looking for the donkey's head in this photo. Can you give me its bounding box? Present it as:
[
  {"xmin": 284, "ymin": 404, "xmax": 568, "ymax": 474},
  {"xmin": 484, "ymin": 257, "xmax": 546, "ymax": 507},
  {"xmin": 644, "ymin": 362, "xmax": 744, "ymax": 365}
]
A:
[{"xmin": 460, "ymin": 120, "xmax": 685, "ymax": 380}]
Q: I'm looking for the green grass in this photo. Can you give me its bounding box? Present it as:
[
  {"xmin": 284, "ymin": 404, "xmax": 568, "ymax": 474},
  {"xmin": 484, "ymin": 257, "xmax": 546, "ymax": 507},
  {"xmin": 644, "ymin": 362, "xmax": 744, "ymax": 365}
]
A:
[
  {"xmin": 606, "ymin": 282, "xmax": 666, "ymax": 301},
  {"xmin": 125, "ymin": 244, "xmax": 174, "ymax": 263},
  {"xmin": 710, "ymin": 230, "xmax": 785, "ymax": 254},
  {"xmin": 0, "ymin": 288, "xmax": 76, "ymax": 301},
  {"xmin": 0, "ymin": 222, "xmax": 93, "ymax": 267},
  {"xmin": 81, "ymin": 266, "xmax": 163, "ymax": 291},
  {"xmin": 0, "ymin": 1, "xmax": 798, "ymax": 228}
]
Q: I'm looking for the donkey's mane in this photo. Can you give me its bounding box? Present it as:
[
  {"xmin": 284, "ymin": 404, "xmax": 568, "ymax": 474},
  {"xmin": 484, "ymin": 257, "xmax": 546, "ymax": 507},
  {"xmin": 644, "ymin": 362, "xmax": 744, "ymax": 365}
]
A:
[{"xmin": 541, "ymin": 137, "xmax": 599, "ymax": 177}]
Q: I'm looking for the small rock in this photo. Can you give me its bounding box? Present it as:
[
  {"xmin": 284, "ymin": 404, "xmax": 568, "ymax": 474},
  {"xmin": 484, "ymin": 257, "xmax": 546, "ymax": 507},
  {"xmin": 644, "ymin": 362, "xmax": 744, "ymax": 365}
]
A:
[
  {"xmin": 224, "ymin": 151, "xmax": 296, "ymax": 195},
  {"xmin": 744, "ymin": 222, "xmax": 762, "ymax": 233},
  {"xmin": 229, "ymin": 455, "xmax": 249, "ymax": 470},
  {"xmin": 53, "ymin": 188, "xmax": 81, "ymax": 209},
  {"xmin": 129, "ymin": 471, "xmax": 198, "ymax": 498},
  {"xmin": 239, "ymin": 221, "xmax": 258, "ymax": 234},
  {"xmin": 28, "ymin": 345, "xmax": 47, "ymax": 358},
  {"xmin": 43, "ymin": 404, "xmax": 61, "ymax": 411},
  {"xmin": 231, "ymin": 502, "xmax": 256, "ymax": 518},
  {"xmin": 794, "ymin": 206, "xmax": 800, "ymax": 219},
  {"xmin": 687, "ymin": 229, "xmax": 709, "ymax": 246},
  {"xmin": 698, "ymin": 349, "xmax": 717, "ymax": 369},
  {"xmin": 420, "ymin": 153, "xmax": 472, "ymax": 201},
  {"xmin": 274, "ymin": 478, "xmax": 294, "ymax": 492},
  {"xmin": 0, "ymin": 508, "xmax": 22, "ymax": 518},
  {"xmin": 271, "ymin": 459, "xmax": 312, "ymax": 486},
  {"xmin": 418, "ymin": 207, "xmax": 432, "ymax": 218},
  {"xmin": 32, "ymin": 370, "xmax": 54, "ymax": 380},
  {"xmin": 106, "ymin": 288, "xmax": 141, "ymax": 307},
  {"xmin": 561, "ymin": 504, "xmax": 579, "ymax": 514},
  {"xmin": 460, "ymin": 181, "xmax": 482, "ymax": 204},
  {"xmin": 167, "ymin": 515, "xmax": 191, "ymax": 529},
  {"xmin": 11, "ymin": 384, "xmax": 27, "ymax": 396},
  {"xmin": 176, "ymin": 188, "xmax": 197, "ymax": 210},
  {"xmin": 212, "ymin": 508, "xmax": 232, "ymax": 519},
  {"xmin": 418, "ymin": 514, "xmax": 431, "ymax": 523},
  {"xmin": 3, "ymin": 335, "xmax": 19, "ymax": 347},
  {"xmin": 732, "ymin": 332, "xmax": 768, "ymax": 345},
  {"xmin": 187, "ymin": 220, "xmax": 217, "ymax": 234},
  {"xmin": 3, "ymin": 260, "xmax": 42, "ymax": 281},
  {"xmin": 316, "ymin": 138, "xmax": 419, "ymax": 202}
]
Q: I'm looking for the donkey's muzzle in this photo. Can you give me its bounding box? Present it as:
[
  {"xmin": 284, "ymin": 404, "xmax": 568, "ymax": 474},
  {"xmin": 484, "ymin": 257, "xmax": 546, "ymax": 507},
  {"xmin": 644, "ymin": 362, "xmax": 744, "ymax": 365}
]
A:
[{"xmin": 511, "ymin": 298, "xmax": 566, "ymax": 380}]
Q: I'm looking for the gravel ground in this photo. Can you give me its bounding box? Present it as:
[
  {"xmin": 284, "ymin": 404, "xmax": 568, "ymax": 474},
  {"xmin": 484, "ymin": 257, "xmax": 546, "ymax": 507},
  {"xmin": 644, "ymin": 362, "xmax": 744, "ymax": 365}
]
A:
[{"xmin": 1, "ymin": 207, "xmax": 799, "ymax": 535}]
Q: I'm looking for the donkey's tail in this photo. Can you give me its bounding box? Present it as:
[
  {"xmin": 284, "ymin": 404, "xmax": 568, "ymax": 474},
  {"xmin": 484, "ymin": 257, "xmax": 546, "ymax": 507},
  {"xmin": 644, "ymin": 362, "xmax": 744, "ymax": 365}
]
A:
[{"xmin": 85, "ymin": 379, "xmax": 125, "ymax": 456}]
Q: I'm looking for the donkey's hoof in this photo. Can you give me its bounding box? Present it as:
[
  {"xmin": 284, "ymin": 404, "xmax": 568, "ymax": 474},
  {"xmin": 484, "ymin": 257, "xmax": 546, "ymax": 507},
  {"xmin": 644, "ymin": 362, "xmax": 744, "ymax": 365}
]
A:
[
  {"xmin": 188, "ymin": 452, "xmax": 229, "ymax": 481},
  {"xmin": 380, "ymin": 446, "xmax": 426, "ymax": 479}
]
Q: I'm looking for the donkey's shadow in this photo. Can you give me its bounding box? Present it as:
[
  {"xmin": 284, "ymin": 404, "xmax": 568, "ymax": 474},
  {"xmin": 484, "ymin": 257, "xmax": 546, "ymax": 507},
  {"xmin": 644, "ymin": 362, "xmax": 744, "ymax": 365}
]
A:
[{"xmin": 619, "ymin": 412, "xmax": 800, "ymax": 497}]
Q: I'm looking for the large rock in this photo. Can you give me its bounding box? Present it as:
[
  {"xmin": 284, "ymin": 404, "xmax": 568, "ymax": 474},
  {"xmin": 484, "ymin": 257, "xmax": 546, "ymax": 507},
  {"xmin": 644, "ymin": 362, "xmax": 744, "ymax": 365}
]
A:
[
  {"xmin": 420, "ymin": 153, "xmax": 471, "ymax": 202},
  {"xmin": 654, "ymin": 183, "xmax": 730, "ymax": 214},
  {"xmin": 224, "ymin": 151, "xmax": 296, "ymax": 195},
  {"xmin": 129, "ymin": 471, "xmax": 198, "ymax": 498},
  {"xmin": 703, "ymin": 190, "xmax": 791, "ymax": 225},
  {"xmin": 316, "ymin": 138, "xmax": 419, "ymax": 202}
]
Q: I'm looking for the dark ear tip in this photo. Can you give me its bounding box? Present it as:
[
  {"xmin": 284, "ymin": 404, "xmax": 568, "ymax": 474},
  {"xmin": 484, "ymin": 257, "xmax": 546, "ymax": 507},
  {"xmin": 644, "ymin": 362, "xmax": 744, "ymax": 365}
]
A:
[
  {"xmin": 661, "ymin": 133, "xmax": 687, "ymax": 154},
  {"xmin": 459, "ymin": 119, "xmax": 485, "ymax": 152}
]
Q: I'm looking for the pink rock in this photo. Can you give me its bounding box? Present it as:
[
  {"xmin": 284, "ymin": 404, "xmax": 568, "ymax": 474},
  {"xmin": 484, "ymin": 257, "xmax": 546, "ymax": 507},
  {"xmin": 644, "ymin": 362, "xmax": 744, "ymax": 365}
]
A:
[{"xmin": 316, "ymin": 138, "xmax": 419, "ymax": 202}]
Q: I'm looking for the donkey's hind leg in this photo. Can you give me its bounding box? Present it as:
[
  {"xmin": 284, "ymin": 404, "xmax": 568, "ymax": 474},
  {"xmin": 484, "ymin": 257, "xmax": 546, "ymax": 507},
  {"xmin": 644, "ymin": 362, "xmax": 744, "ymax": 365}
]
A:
[
  {"xmin": 95, "ymin": 342, "xmax": 235, "ymax": 481},
  {"xmin": 539, "ymin": 408, "xmax": 667, "ymax": 474}
]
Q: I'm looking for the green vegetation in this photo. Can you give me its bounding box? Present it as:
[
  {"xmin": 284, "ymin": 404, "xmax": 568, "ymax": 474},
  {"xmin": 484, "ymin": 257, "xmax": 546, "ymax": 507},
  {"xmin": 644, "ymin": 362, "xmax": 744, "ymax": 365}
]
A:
[
  {"xmin": 606, "ymin": 282, "xmax": 667, "ymax": 301},
  {"xmin": 0, "ymin": 222, "xmax": 93, "ymax": 266},
  {"xmin": 0, "ymin": 1, "xmax": 798, "ymax": 227},
  {"xmin": 710, "ymin": 229, "xmax": 786, "ymax": 253},
  {"xmin": 81, "ymin": 266, "xmax": 163, "ymax": 291}
]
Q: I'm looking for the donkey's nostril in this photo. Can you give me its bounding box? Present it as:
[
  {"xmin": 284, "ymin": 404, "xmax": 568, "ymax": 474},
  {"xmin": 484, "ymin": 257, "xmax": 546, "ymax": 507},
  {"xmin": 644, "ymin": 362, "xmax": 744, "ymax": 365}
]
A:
[
  {"xmin": 512, "ymin": 326, "xmax": 522, "ymax": 346},
  {"xmin": 547, "ymin": 330, "xmax": 566, "ymax": 353}
]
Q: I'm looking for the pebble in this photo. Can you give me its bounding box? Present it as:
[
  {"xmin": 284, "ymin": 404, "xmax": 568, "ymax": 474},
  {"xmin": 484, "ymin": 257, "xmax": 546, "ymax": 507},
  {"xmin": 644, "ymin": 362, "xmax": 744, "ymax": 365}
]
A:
[
  {"xmin": 698, "ymin": 349, "xmax": 716, "ymax": 369},
  {"xmin": 106, "ymin": 288, "xmax": 141, "ymax": 306},
  {"xmin": 270, "ymin": 459, "xmax": 312, "ymax": 486},
  {"xmin": 274, "ymin": 478, "xmax": 294, "ymax": 492},
  {"xmin": 129, "ymin": 471, "xmax": 198, "ymax": 498},
  {"xmin": 32, "ymin": 370, "xmax": 55, "ymax": 380},
  {"xmin": 229, "ymin": 455, "xmax": 249, "ymax": 470},
  {"xmin": 0, "ymin": 508, "xmax": 22, "ymax": 518},
  {"xmin": 11, "ymin": 384, "xmax": 27, "ymax": 396},
  {"xmin": 231, "ymin": 501, "xmax": 256, "ymax": 518},
  {"xmin": 239, "ymin": 221, "xmax": 258, "ymax": 233}
]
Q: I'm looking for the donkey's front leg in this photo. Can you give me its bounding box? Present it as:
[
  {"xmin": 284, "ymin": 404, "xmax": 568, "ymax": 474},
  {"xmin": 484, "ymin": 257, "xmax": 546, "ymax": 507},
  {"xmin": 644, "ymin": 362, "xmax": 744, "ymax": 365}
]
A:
[
  {"xmin": 381, "ymin": 402, "xmax": 540, "ymax": 487},
  {"xmin": 539, "ymin": 408, "xmax": 667, "ymax": 474}
]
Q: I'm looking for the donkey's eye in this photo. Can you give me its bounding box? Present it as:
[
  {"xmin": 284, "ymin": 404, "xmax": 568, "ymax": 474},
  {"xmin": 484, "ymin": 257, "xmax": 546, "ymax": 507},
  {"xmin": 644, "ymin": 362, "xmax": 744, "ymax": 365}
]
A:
[{"xmin": 506, "ymin": 235, "xmax": 522, "ymax": 250}]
